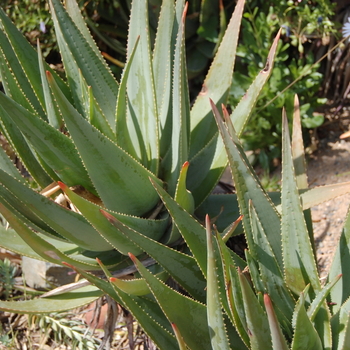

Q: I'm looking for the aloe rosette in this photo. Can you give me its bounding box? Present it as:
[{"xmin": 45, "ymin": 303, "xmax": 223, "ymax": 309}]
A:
[{"xmin": 1, "ymin": 0, "xmax": 350, "ymax": 349}]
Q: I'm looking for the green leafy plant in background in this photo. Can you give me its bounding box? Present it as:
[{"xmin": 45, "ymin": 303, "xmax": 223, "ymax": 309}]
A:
[
  {"xmin": 0, "ymin": 258, "xmax": 17, "ymax": 299},
  {"xmin": 28, "ymin": 312, "xmax": 100, "ymax": 349},
  {"xmin": 229, "ymin": 0, "xmax": 336, "ymax": 169},
  {"xmin": 0, "ymin": 0, "xmax": 349, "ymax": 349}
]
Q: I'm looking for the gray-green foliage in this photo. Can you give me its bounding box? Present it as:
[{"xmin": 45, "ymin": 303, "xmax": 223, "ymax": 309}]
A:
[
  {"xmin": 0, "ymin": 0, "xmax": 349, "ymax": 349},
  {"xmin": 0, "ymin": 258, "xmax": 17, "ymax": 299},
  {"xmin": 29, "ymin": 312, "xmax": 100, "ymax": 349}
]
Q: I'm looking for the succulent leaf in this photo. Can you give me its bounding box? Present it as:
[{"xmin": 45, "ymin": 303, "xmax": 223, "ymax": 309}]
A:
[
  {"xmin": 238, "ymin": 268, "xmax": 273, "ymax": 350},
  {"xmin": 47, "ymin": 71, "xmax": 162, "ymax": 215},
  {"xmin": 328, "ymin": 208, "xmax": 350, "ymax": 313},
  {"xmin": 249, "ymin": 201, "xmax": 295, "ymax": 327},
  {"xmin": 125, "ymin": 0, "xmax": 159, "ymax": 174},
  {"xmin": 331, "ymin": 297, "xmax": 350, "ymax": 350},
  {"xmin": 58, "ymin": 182, "xmax": 167, "ymax": 256},
  {"xmin": 0, "ymin": 202, "xmax": 102, "ymax": 270},
  {"xmin": 212, "ymin": 100, "xmax": 283, "ymax": 268},
  {"xmin": 264, "ymin": 294, "xmax": 289, "ymax": 350},
  {"xmin": 0, "ymin": 6, "xmax": 71, "ymax": 112},
  {"xmin": 291, "ymin": 292, "xmax": 323, "ymax": 350},
  {"xmin": 164, "ymin": 2, "xmax": 190, "ymax": 195},
  {"xmin": 49, "ymin": 0, "xmax": 118, "ymax": 123},
  {"xmin": 206, "ymin": 215, "xmax": 231, "ymax": 350},
  {"xmin": 189, "ymin": 0, "xmax": 244, "ymax": 157},
  {"xmin": 216, "ymin": 229, "xmax": 250, "ymax": 346},
  {"xmin": 281, "ymin": 110, "xmax": 320, "ymax": 296},
  {"xmin": 0, "ymin": 285, "xmax": 102, "ymax": 314},
  {"xmin": 171, "ymin": 323, "xmax": 188, "ymax": 350},
  {"xmin": 129, "ymin": 253, "xmax": 213, "ymax": 350},
  {"xmin": 100, "ymin": 210, "xmax": 206, "ymax": 302},
  {"xmin": 151, "ymin": 178, "xmax": 208, "ymax": 275},
  {"xmin": 0, "ymin": 94, "xmax": 93, "ymax": 191},
  {"xmin": 0, "ymin": 171, "xmax": 113, "ymax": 251},
  {"xmin": 110, "ymin": 269, "xmax": 168, "ymax": 297}
]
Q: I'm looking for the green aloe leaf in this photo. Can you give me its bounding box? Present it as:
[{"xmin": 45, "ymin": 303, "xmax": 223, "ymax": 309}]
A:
[
  {"xmin": 129, "ymin": 253, "xmax": 212, "ymax": 350},
  {"xmin": 188, "ymin": 18, "xmax": 280, "ymax": 207},
  {"xmin": 64, "ymin": 0, "xmax": 104, "ymax": 58},
  {"xmin": 0, "ymin": 145, "xmax": 23, "ymax": 182},
  {"xmin": 275, "ymin": 183, "xmax": 350, "ymax": 214},
  {"xmin": 187, "ymin": 134, "xmax": 228, "ymax": 207},
  {"xmin": 0, "ymin": 180, "xmax": 63, "ymax": 239},
  {"xmin": 249, "ymin": 201, "xmax": 295, "ymax": 325},
  {"xmin": 88, "ymin": 259, "xmax": 179, "ymax": 350},
  {"xmin": 152, "ymin": 0, "xmax": 174, "ymax": 160},
  {"xmin": 292, "ymin": 95, "xmax": 308, "ymax": 189},
  {"xmin": 49, "ymin": 0, "xmax": 118, "ymax": 124},
  {"xmin": 189, "ymin": 0, "xmax": 244, "ymax": 157},
  {"xmin": 150, "ymin": 178, "xmax": 208, "ymax": 276},
  {"xmin": 163, "ymin": 2, "xmax": 190, "ymax": 195},
  {"xmin": 0, "ymin": 29, "xmax": 44, "ymax": 117},
  {"xmin": 212, "ymin": 100, "xmax": 283, "ymax": 268},
  {"xmin": 100, "ymin": 210, "xmax": 206, "ymax": 302},
  {"xmin": 0, "ymin": 222, "xmax": 124, "ymax": 270},
  {"xmin": 125, "ymin": 0, "xmax": 159, "ymax": 174},
  {"xmin": 0, "ymin": 285, "xmax": 102, "ymax": 314},
  {"xmin": 195, "ymin": 193, "xmax": 241, "ymax": 233},
  {"xmin": 331, "ymin": 297, "xmax": 350, "ymax": 350},
  {"xmin": 37, "ymin": 42, "xmax": 62, "ymax": 129},
  {"xmin": 110, "ymin": 269, "xmax": 168, "ymax": 296},
  {"xmin": 78, "ymin": 70, "xmax": 116, "ymax": 141},
  {"xmin": 0, "ymin": 7, "xmax": 71, "ymax": 114},
  {"xmin": 206, "ymin": 215, "xmax": 231, "ymax": 350},
  {"xmin": 171, "ymin": 323, "xmax": 188, "ymax": 350},
  {"xmin": 0, "ymin": 225, "xmax": 55, "ymax": 261},
  {"xmin": 264, "ymin": 294, "xmax": 289, "ymax": 350},
  {"xmin": 59, "ymin": 182, "xmax": 168, "ymax": 256},
  {"xmin": 308, "ymin": 274, "xmax": 342, "ymax": 321},
  {"xmin": 215, "ymin": 228, "xmax": 249, "ymax": 346},
  {"xmin": 280, "ymin": 110, "xmax": 320, "ymax": 296},
  {"xmin": 115, "ymin": 36, "xmax": 140, "ymax": 158},
  {"xmin": 63, "ymin": 257, "xmax": 177, "ymax": 350},
  {"xmin": 329, "ymin": 208, "xmax": 350, "ymax": 313},
  {"xmin": 238, "ymin": 268, "xmax": 272, "ymax": 350},
  {"xmin": 0, "ymin": 169, "xmax": 113, "ymax": 251},
  {"xmin": 163, "ymin": 161, "xmax": 195, "ymax": 244},
  {"xmin": 0, "ymin": 106, "xmax": 52, "ymax": 188},
  {"xmin": 0, "ymin": 95, "xmax": 93, "ymax": 192},
  {"xmin": 90, "ymin": 257, "xmax": 179, "ymax": 350},
  {"xmin": 230, "ymin": 30, "xmax": 281, "ymax": 136},
  {"xmin": 0, "ymin": 202, "xmax": 101, "ymax": 270},
  {"xmin": 47, "ymin": 71, "xmax": 162, "ymax": 216},
  {"xmin": 291, "ymin": 292, "xmax": 323, "ymax": 350}
]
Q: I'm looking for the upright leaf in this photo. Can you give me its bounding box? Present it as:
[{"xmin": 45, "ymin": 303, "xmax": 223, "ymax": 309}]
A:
[
  {"xmin": 206, "ymin": 216, "xmax": 231, "ymax": 350},
  {"xmin": 190, "ymin": 0, "xmax": 245, "ymax": 157},
  {"xmin": 281, "ymin": 110, "xmax": 320, "ymax": 296},
  {"xmin": 49, "ymin": 0, "xmax": 118, "ymax": 124},
  {"xmin": 212, "ymin": 101, "xmax": 283, "ymax": 267},
  {"xmin": 125, "ymin": 0, "xmax": 159, "ymax": 174},
  {"xmin": 291, "ymin": 293, "xmax": 323, "ymax": 350},
  {"xmin": 163, "ymin": 2, "xmax": 190, "ymax": 195}
]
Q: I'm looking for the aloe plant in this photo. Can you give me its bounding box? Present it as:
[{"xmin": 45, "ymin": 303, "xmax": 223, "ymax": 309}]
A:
[{"xmin": 0, "ymin": 0, "xmax": 350, "ymax": 349}]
